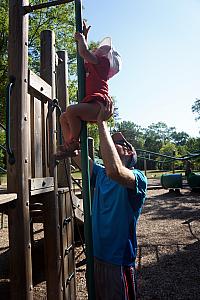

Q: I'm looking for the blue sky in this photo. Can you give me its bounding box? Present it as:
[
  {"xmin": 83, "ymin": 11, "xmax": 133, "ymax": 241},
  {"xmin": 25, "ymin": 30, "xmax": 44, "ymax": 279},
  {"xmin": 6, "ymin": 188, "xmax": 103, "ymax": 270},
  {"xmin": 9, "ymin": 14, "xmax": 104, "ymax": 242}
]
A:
[{"xmin": 83, "ymin": 0, "xmax": 200, "ymax": 137}]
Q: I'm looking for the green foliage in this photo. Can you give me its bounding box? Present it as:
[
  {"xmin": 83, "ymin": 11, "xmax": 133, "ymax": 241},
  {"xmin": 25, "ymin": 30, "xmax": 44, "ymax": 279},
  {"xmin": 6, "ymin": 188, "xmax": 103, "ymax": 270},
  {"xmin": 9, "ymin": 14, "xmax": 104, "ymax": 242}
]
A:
[
  {"xmin": 28, "ymin": 1, "xmax": 78, "ymax": 102},
  {"xmin": 0, "ymin": 0, "xmax": 8, "ymax": 125},
  {"xmin": 159, "ymin": 142, "xmax": 176, "ymax": 156},
  {"xmin": 192, "ymin": 98, "xmax": 200, "ymax": 121},
  {"xmin": 185, "ymin": 137, "xmax": 200, "ymax": 169},
  {"xmin": 170, "ymin": 131, "xmax": 189, "ymax": 146},
  {"xmin": 0, "ymin": 129, "xmax": 6, "ymax": 171},
  {"xmin": 114, "ymin": 120, "xmax": 144, "ymax": 149},
  {"xmin": 159, "ymin": 142, "xmax": 177, "ymax": 170},
  {"xmin": 114, "ymin": 120, "xmax": 200, "ymax": 170}
]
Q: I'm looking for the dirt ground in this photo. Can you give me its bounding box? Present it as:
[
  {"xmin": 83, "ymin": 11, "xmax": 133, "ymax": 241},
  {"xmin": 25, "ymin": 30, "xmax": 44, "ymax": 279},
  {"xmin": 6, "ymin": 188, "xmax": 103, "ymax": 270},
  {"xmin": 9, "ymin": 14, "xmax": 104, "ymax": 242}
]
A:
[{"xmin": 1, "ymin": 182, "xmax": 200, "ymax": 299}]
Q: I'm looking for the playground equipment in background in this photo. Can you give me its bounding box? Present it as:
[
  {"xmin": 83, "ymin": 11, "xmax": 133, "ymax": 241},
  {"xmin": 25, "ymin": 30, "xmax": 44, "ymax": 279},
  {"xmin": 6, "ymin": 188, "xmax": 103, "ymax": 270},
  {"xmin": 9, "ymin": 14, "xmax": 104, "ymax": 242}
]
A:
[
  {"xmin": 161, "ymin": 173, "xmax": 183, "ymax": 189},
  {"xmin": 160, "ymin": 172, "xmax": 200, "ymax": 190},
  {"xmin": 187, "ymin": 173, "xmax": 200, "ymax": 189},
  {"xmin": 135, "ymin": 149, "xmax": 200, "ymax": 191}
]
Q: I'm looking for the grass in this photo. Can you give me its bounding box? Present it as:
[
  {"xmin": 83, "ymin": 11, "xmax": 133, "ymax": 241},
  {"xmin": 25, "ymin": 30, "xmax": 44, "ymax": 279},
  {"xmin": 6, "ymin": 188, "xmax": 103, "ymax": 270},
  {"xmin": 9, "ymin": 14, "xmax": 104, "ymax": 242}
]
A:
[
  {"xmin": 0, "ymin": 174, "xmax": 7, "ymax": 185},
  {"xmin": 145, "ymin": 170, "xmax": 185, "ymax": 179}
]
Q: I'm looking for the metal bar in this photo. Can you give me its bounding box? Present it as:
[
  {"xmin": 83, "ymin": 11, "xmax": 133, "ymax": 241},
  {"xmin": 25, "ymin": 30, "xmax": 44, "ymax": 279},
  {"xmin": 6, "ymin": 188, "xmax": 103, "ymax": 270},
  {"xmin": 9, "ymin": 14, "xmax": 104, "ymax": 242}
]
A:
[
  {"xmin": 136, "ymin": 149, "xmax": 200, "ymax": 161},
  {"xmin": 71, "ymin": 176, "xmax": 82, "ymax": 189},
  {"xmin": 0, "ymin": 166, "xmax": 7, "ymax": 173},
  {"xmin": 6, "ymin": 78, "xmax": 16, "ymax": 165},
  {"xmin": 64, "ymin": 244, "xmax": 73, "ymax": 256},
  {"xmin": 74, "ymin": 1, "xmax": 95, "ymax": 299},
  {"xmin": 0, "ymin": 144, "xmax": 6, "ymax": 151},
  {"xmin": 0, "ymin": 122, "xmax": 6, "ymax": 131},
  {"xmin": 66, "ymin": 272, "xmax": 75, "ymax": 285},
  {"xmin": 23, "ymin": 0, "xmax": 74, "ymax": 13}
]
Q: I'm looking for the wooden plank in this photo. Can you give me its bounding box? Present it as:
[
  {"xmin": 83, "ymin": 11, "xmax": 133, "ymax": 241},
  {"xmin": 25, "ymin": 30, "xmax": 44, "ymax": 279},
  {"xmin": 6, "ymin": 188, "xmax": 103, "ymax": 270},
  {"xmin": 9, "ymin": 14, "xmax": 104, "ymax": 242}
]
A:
[
  {"xmin": 30, "ymin": 96, "xmax": 43, "ymax": 177},
  {"xmin": 0, "ymin": 193, "xmax": 17, "ymax": 205},
  {"xmin": 28, "ymin": 69, "xmax": 52, "ymax": 102},
  {"xmin": 72, "ymin": 193, "xmax": 84, "ymax": 223},
  {"xmin": 30, "ymin": 186, "xmax": 54, "ymax": 196},
  {"xmin": 30, "ymin": 94, "xmax": 36, "ymax": 177},
  {"xmin": 66, "ymin": 194, "xmax": 74, "ymax": 300},
  {"xmin": 58, "ymin": 189, "xmax": 76, "ymax": 300},
  {"xmin": 41, "ymin": 101, "xmax": 49, "ymax": 177},
  {"xmin": 27, "ymin": 93, "xmax": 32, "ymax": 177},
  {"xmin": 58, "ymin": 190, "xmax": 70, "ymax": 300},
  {"xmin": 30, "ymin": 177, "xmax": 54, "ymax": 191},
  {"xmin": 8, "ymin": 0, "xmax": 33, "ymax": 299},
  {"xmin": 30, "ymin": 177, "xmax": 54, "ymax": 196},
  {"xmin": 56, "ymin": 50, "xmax": 71, "ymax": 188}
]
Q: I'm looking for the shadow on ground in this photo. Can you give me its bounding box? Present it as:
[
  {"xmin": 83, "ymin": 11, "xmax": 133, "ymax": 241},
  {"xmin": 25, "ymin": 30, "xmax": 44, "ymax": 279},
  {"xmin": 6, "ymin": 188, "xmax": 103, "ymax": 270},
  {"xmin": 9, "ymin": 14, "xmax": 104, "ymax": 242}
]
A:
[
  {"xmin": 138, "ymin": 240, "xmax": 200, "ymax": 299},
  {"xmin": 0, "ymin": 239, "xmax": 45, "ymax": 300}
]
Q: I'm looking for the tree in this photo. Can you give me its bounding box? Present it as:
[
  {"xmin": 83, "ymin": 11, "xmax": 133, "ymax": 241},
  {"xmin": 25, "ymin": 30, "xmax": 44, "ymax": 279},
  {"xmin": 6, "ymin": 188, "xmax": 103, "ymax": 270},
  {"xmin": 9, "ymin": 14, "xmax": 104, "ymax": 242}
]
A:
[
  {"xmin": 115, "ymin": 120, "xmax": 145, "ymax": 149},
  {"xmin": 170, "ymin": 131, "xmax": 189, "ymax": 146},
  {"xmin": 159, "ymin": 142, "xmax": 177, "ymax": 170},
  {"xmin": 28, "ymin": 1, "xmax": 78, "ymax": 102},
  {"xmin": 145, "ymin": 122, "xmax": 176, "ymax": 143},
  {"xmin": 192, "ymin": 98, "xmax": 200, "ymax": 121}
]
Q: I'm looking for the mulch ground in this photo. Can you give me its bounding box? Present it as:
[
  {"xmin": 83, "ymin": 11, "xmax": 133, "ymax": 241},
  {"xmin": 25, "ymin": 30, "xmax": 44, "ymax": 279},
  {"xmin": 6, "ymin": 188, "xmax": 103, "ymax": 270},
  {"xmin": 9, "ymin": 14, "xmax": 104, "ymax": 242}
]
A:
[{"xmin": 0, "ymin": 181, "xmax": 200, "ymax": 299}]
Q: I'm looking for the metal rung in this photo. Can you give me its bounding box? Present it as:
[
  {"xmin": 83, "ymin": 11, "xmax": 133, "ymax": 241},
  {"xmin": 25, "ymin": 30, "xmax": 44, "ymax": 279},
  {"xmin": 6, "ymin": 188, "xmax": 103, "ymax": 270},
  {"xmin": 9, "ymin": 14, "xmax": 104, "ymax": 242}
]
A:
[
  {"xmin": 23, "ymin": 0, "xmax": 74, "ymax": 13},
  {"xmin": 66, "ymin": 272, "xmax": 74, "ymax": 286},
  {"xmin": 64, "ymin": 244, "xmax": 73, "ymax": 256}
]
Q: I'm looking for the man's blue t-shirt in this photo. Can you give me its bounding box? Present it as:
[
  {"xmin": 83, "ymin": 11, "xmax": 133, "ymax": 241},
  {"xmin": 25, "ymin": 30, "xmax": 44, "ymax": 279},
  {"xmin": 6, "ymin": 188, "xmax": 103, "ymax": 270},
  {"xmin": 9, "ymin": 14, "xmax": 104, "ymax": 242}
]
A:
[{"xmin": 91, "ymin": 162, "xmax": 147, "ymax": 266}]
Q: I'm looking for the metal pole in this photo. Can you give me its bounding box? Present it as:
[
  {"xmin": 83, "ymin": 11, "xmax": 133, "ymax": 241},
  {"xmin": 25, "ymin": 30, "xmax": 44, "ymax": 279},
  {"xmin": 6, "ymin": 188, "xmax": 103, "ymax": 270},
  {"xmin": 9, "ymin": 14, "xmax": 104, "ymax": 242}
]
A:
[{"xmin": 74, "ymin": 1, "xmax": 95, "ymax": 299}]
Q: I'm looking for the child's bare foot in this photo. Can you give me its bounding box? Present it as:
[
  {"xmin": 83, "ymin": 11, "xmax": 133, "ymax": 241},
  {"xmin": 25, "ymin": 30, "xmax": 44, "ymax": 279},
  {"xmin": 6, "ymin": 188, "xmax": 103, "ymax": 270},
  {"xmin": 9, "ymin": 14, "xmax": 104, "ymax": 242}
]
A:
[
  {"xmin": 54, "ymin": 145, "xmax": 78, "ymax": 160},
  {"xmin": 65, "ymin": 139, "xmax": 80, "ymax": 152}
]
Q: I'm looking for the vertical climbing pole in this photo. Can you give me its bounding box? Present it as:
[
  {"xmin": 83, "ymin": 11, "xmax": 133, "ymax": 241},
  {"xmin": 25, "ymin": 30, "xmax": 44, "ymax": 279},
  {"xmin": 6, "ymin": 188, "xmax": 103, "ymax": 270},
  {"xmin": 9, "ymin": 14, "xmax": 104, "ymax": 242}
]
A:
[
  {"xmin": 74, "ymin": 1, "xmax": 95, "ymax": 299},
  {"xmin": 7, "ymin": 0, "xmax": 33, "ymax": 299}
]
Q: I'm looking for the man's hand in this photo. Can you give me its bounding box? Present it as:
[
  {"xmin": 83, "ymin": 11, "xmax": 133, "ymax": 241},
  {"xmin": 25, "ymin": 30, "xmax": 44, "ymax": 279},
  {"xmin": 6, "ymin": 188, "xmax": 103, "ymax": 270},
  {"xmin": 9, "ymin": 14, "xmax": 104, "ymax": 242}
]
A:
[{"xmin": 97, "ymin": 101, "xmax": 114, "ymax": 124}]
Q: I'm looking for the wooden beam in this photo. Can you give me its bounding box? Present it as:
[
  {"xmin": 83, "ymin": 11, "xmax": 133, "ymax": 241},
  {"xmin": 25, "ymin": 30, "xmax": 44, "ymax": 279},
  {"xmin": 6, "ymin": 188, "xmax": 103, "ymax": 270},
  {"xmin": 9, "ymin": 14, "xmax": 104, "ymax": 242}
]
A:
[
  {"xmin": 30, "ymin": 177, "xmax": 54, "ymax": 191},
  {"xmin": 0, "ymin": 193, "xmax": 17, "ymax": 205},
  {"xmin": 29, "ymin": 177, "xmax": 54, "ymax": 196},
  {"xmin": 56, "ymin": 50, "xmax": 71, "ymax": 188},
  {"xmin": 30, "ymin": 94, "xmax": 44, "ymax": 177},
  {"xmin": 28, "ymin": 69, "xmax": 52, "ymax": 102},
  {"xmin": 24, "ymin": 0, "xmax": 74, "ymax": 13},
  {"xmin": 72, "ymin": 193, "xmax": 84, "ymax": 222}
]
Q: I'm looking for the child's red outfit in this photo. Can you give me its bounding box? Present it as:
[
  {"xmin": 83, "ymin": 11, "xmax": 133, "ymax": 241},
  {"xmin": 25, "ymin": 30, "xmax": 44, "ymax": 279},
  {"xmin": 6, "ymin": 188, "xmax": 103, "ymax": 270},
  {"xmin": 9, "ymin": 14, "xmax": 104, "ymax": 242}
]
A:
[
  {"xmin": 56, "ymin": 36, "xmax": 122, "ymax": 157},
  {"xmin": 82, "ymin": 56, "xmax": 112, "ymax": 105}
]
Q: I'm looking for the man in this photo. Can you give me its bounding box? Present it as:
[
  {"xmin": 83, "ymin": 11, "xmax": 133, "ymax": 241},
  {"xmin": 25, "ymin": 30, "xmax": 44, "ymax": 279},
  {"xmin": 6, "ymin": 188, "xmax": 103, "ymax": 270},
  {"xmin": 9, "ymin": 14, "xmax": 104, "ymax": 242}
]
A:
[{"xmin": 74, "ymin": 102, "xmax": 147, "ymax": 299}]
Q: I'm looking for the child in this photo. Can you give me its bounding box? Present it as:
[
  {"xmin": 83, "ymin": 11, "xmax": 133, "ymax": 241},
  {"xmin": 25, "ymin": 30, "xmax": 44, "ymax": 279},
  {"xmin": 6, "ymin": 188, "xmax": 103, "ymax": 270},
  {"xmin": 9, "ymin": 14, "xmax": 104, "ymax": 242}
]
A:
[{"xmin": 58, "ymin": 22, "xmax": 122, "ymax": 156}]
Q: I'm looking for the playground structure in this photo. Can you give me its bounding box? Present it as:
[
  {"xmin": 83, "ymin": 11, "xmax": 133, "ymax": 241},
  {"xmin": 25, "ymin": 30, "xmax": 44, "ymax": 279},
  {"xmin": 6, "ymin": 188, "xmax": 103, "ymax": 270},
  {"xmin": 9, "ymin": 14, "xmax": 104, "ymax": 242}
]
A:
[
  {"xmin": 1, "ymin": 1, "xmax": 200, "ymax": 299},
  {"xmin": 136, "ymin": 148, "xmax": 200, "ymax": 190},
  {"xmin": 0, "ymin": 0, "xmax": 93, "ymax": 299}
]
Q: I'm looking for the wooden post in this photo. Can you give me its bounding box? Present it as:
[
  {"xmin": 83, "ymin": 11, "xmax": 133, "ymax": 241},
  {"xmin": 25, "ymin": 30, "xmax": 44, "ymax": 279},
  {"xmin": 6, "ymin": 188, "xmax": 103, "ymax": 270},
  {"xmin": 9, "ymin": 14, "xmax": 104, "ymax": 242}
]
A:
[
  {"xmin": 56, "ymin": 50, "xmax": 71, "ymax": 188},
  {"xmin": 144, "ymin": 152, "xmax": 147, "ymax": 176},
  {"xmin": 7, "ymin": 0, "xmax": 33, "ymax": 299},
  {"xmin": 40, "ymin": 30, "xmax": 62, "ymax": 300},
  {"xmin": 58, "ymin": 188, "xmax": 76, "ymax": 299}
]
